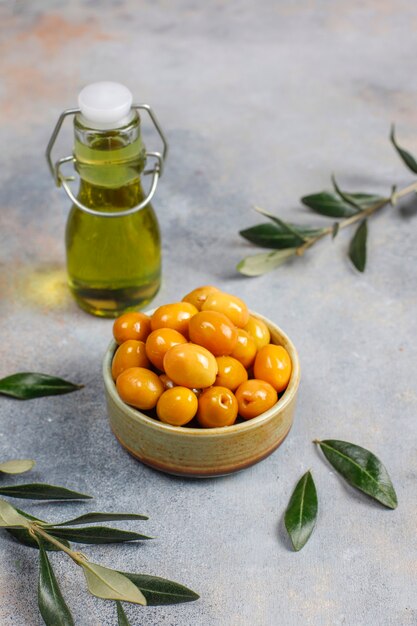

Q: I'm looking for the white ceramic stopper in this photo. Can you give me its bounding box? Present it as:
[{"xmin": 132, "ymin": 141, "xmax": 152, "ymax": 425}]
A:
[{"xmin": 78, "ymin": 82, "xmax": 133, "ymax": 128}]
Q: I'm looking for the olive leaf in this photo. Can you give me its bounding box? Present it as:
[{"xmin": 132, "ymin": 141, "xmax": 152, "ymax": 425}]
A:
[
  {"xmin": 301, "ymin": 191, "xmax": 359, "ymax": 218},
  {"xmin": 0, "ymin": 499, "xmax": 30, "ymax": 528},
  {"xmin": 237, "ymin": 249, "xmax": 297, "ymax": 277},
  {"xmin": 314, "ymin": 439, "xmax": 398, "ymax": 509},
  {"xmin": 240, "ymin": 223, "xmax": 325, "ymax": 249},
  {"xmin": 7, "ymin": 526, "xmax": 70, "ymax": 551},
  {"xmin": 5, "ymin": 508, "xmax": 67, "ymax": 550},
  {"xmin": 5, "ymin": 508, "xmax": 71, "ymax": 551},
  {"xmin": 236, "ymin": 123, "xmax": 417, "ymax": 279},
  {"xmin": 0, "ymin": 372, "xmax": 83, "ymax": 400},
  {"xmin": 48, "ymin": 526, "xmax": 152, "ymax": 545},
  {"xmin": 390, "ymin": 124, "xmax": 417, "ymax": 174},
  {"xmin": 0, "ymin": 473, "xmax": 200, "ymax": 623},
  {"xmin": 0, "ymin": 459, "xmax": 35, "ymax": 475},
  {"xmin": 284, "ymin": 471, "xmax": 318, "ymax": 551},
  {"xmin": 121, "ymin": 572, "xmax": 200, "ymax": 605},
  {"xmin": 116, "ymin": 601, "xmax": 131, "ymax": 625},
  {"xmin": 341, "ymin": 192, "xmax": 386, "ymax": 208},
  {"xmin": 38, "ymin": 541, "xmax": 74, "ymax": 626},
  {"xmin": 331, "ymin": 178, "xmax": 386, "ymax": 211},
  {"xmin": 49, "ymin": 512, "xmax": 148, "ymax": 526},
  {"xmin": 254, "ymin": 206, "xmax": 307, "ymax": 245},
  {"xmin": 349, "ymin": 219, "xmax": 368, "ymax": 272},
  {"xmin": 0, "ymin": 483, "xmax": 91, "ymax": 500},
  {"xmin": 331, "ymin": 175, "xmax": 364, "ymax": 211},
  {"xmin": 82, "ymin": 562, "xmax": 147, "ymax": 605}
]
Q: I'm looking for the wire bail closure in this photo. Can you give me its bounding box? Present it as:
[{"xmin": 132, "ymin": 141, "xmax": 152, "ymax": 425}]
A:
[{"xmin": 45, "ymin": 105, "xmax": 168, "ymax": 218}]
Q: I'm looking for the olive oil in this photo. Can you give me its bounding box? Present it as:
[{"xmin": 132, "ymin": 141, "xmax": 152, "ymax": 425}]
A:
[{"xmin": 65, "ymin": 113, "xmax": 161, "ymax": 317}]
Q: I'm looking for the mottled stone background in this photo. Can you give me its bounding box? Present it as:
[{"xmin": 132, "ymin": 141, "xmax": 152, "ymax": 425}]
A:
[{"xmin": 0, "ymin": 1, "xmax": 416, "ymax": 625}]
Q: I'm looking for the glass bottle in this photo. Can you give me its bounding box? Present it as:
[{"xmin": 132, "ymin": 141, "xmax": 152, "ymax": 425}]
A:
[{"xmin": 46, "ymin": 82, "xmax": 168, "ymax": 318}]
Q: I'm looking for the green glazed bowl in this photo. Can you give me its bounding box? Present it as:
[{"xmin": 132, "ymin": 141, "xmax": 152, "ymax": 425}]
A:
[{"xmin": 103, "ymin": 311, "xmax": 300, "ymax": 477}]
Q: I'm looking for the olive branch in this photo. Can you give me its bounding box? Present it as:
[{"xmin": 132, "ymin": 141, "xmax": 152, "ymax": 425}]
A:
[
  {"xmin": 237, "ymin": 125, "xmax": 417, "ymax": 275},
  {"xmin": 0, "ymin": 460, "xmax": 198, "ymax": 625}
]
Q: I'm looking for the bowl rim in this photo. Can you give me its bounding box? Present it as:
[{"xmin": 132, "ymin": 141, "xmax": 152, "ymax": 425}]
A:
[{"xmin": 103, "ymin": 309, "xmax": 300, "ymax": 437}]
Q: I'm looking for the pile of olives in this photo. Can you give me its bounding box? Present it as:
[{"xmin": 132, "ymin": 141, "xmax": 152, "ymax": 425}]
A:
[{"xmin": 111, "ymin": 286, "xmax": 292, "ymax": 428}]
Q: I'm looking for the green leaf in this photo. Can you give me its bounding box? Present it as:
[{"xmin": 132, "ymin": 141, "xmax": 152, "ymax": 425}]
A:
[
  {"xmin": 315, "ymin": 439, "xmax": 398, "ymax": 509},
  {"xmin": 82, "ymin": 562, "xmax": 147, "ymax": 605},
  {"xmin": 284, "ymin": 471, "xmax": 318, "ymax": 551},
  {"xmin": 0, "ymin": 499, "xmax": 30, "ymax": 528},
  {"xmin": 122, "ymin": 572, "xmax": 200, "ymax": 605},
  {"xmin": 237, "ymin": 249, "xmax": 297, "ymax": 277},
  {"xmin": 14, "ymin": 508, "xmax": 45, "ymax": 522},
  {"xmin": 331, "ymin": 175, "xmax": 363, "ymax": 211},
  {"xmin": 7, "ymin": 508, "xmax": 70, "ymax": 550},
  {"xmin": 331, "ymin": 222, "xmax": 340, "ymax": 239},
  {"xmin": 0, "ymin": 459, "xmax": 35, "ymax": 474},
  {"xmin": 7, "ymin": 527, "xmax": 70, "ymax": 551},
  {"xmin": 116, "ymin": 601, "xmax": 131, "ymax": 626},
  {"xmin": 0, "ymin": 483, "xmax": 91, "ymax": 500},
  {"xmin": 349, "ymin": 219, "xmax": 367, "ymax": 272},
  {"xmin": 48, "ymin": 526, "xmax": 152, "ymax": 545},
  {"xmin": 390, "ymin": 124, "xmax": 417, "ymax": 174},
  {"xmin": 38, "ymin": 541, "xmax": 74, "ymax": 625},
  {"xmin": 0, "ymin": 372, "xmax": 83, "ymax": 400},
  {"xmin": 342, "ymin": 192, "xmax": 386, "ymax": 208},
  {"xmin": 254, "ymin": 206, "xmax": 306, "ymax": 245},
  {"xmin": 240, "ymin": 223, "xmax": 325, "ymax": 249},
  {"xmin": 301, "ymin": 191, "xmax": 359, "ymax": 218},
  {"xmin": 50, "ymin": 512, "xmax": 148, "ymax": 526}
]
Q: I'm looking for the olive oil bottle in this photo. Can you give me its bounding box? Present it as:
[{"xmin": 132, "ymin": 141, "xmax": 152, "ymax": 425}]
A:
[{"xmin": 46, "ymin": 82, "xmax": 168, "ymax": 318}]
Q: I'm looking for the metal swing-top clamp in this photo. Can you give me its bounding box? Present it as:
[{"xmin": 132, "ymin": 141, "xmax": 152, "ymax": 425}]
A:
[{"xmin": 46, "ymin": 104, "xmax": 168, "ymax": 218}]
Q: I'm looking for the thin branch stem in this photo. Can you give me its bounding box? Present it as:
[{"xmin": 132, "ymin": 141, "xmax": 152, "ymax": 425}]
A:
[
  {"xmin": 338, "ymin": 199, "xmax": 388, "ymax": 230},
  {"xmin": 394, "ymin": 180, "xmax": 417, "ymax": 199},
  {"xmin": 29, "ymin": 523, "xmax": 86, "ymax": 565}
]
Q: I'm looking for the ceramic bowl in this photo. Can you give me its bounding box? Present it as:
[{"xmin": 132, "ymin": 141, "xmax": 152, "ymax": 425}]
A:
[{"xmin": 103, "ymin": 311, "xmax": 300, "ymax": 477}]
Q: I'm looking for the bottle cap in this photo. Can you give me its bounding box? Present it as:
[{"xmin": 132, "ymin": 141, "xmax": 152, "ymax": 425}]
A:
[{"xmin": 78, "ymin": 82, "xmax": 133, "ymax": 128}]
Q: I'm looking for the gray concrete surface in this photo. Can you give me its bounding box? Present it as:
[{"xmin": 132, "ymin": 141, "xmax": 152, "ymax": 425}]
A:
[{"xmin": 0, "ymin": 1, "xmax": 416, "ymax": 625}]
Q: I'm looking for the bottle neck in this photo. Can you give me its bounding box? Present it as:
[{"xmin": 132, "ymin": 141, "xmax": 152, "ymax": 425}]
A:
[{"xmin": 73, "ymin": 112, "xmax": 146, "ymax": 189}]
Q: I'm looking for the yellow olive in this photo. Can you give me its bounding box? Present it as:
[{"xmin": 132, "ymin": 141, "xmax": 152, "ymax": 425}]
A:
[
  {"xmin": 182, "ymin": 285, "xmax": 219, "ymax": 310},
  {"xmin": 163, "ymin": 343, "xmax": 218, "ymax": 389},
  {"xmin": 244, "ymin": 316, "xmax": 271, "ymax": 350},
  {"xmin": 202, "ymin": 291, "xmax": 249, "ymax": 328},
  {"xmin": 235, "ymin": 379, "xmax": 277, "ymax": 420},
  {"xmin": 254, "ymin": 344, "xmax": 292, "ymax": 392},
  {"xmin": 197, "ymin": 386, "xmax": 238, "ymax": 428},
  {"xmin": 113, "ymin": 312, "xmax": 151, "ymax": 344},
  {"xmin": 230, "ymin": 329, "xmax": 257, "ymax": 368},
  {"xmin": 188, "ymin": 310, "xmax": 238, "ymax": 356},
  {"xmin": 151, "ymin": 302, "xmax": 198, "ymax": 337},
  {"xmin": 156, "ymin": 387, "xmax": 198, "ymax": 426},
  {"xmin": 215, "ymin": 356, "xmax": 248, "ymax": 391},
  {"xmin": 116, "ymin": 367, "xmax": 164, "ymax": 410},
  {"xmin": 145, "ymin": 328, "xmax": 187, "ymax": 370},
  {"xmin": 111, "ymin": 340, "xmax": 150, "ymax": 380}
]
